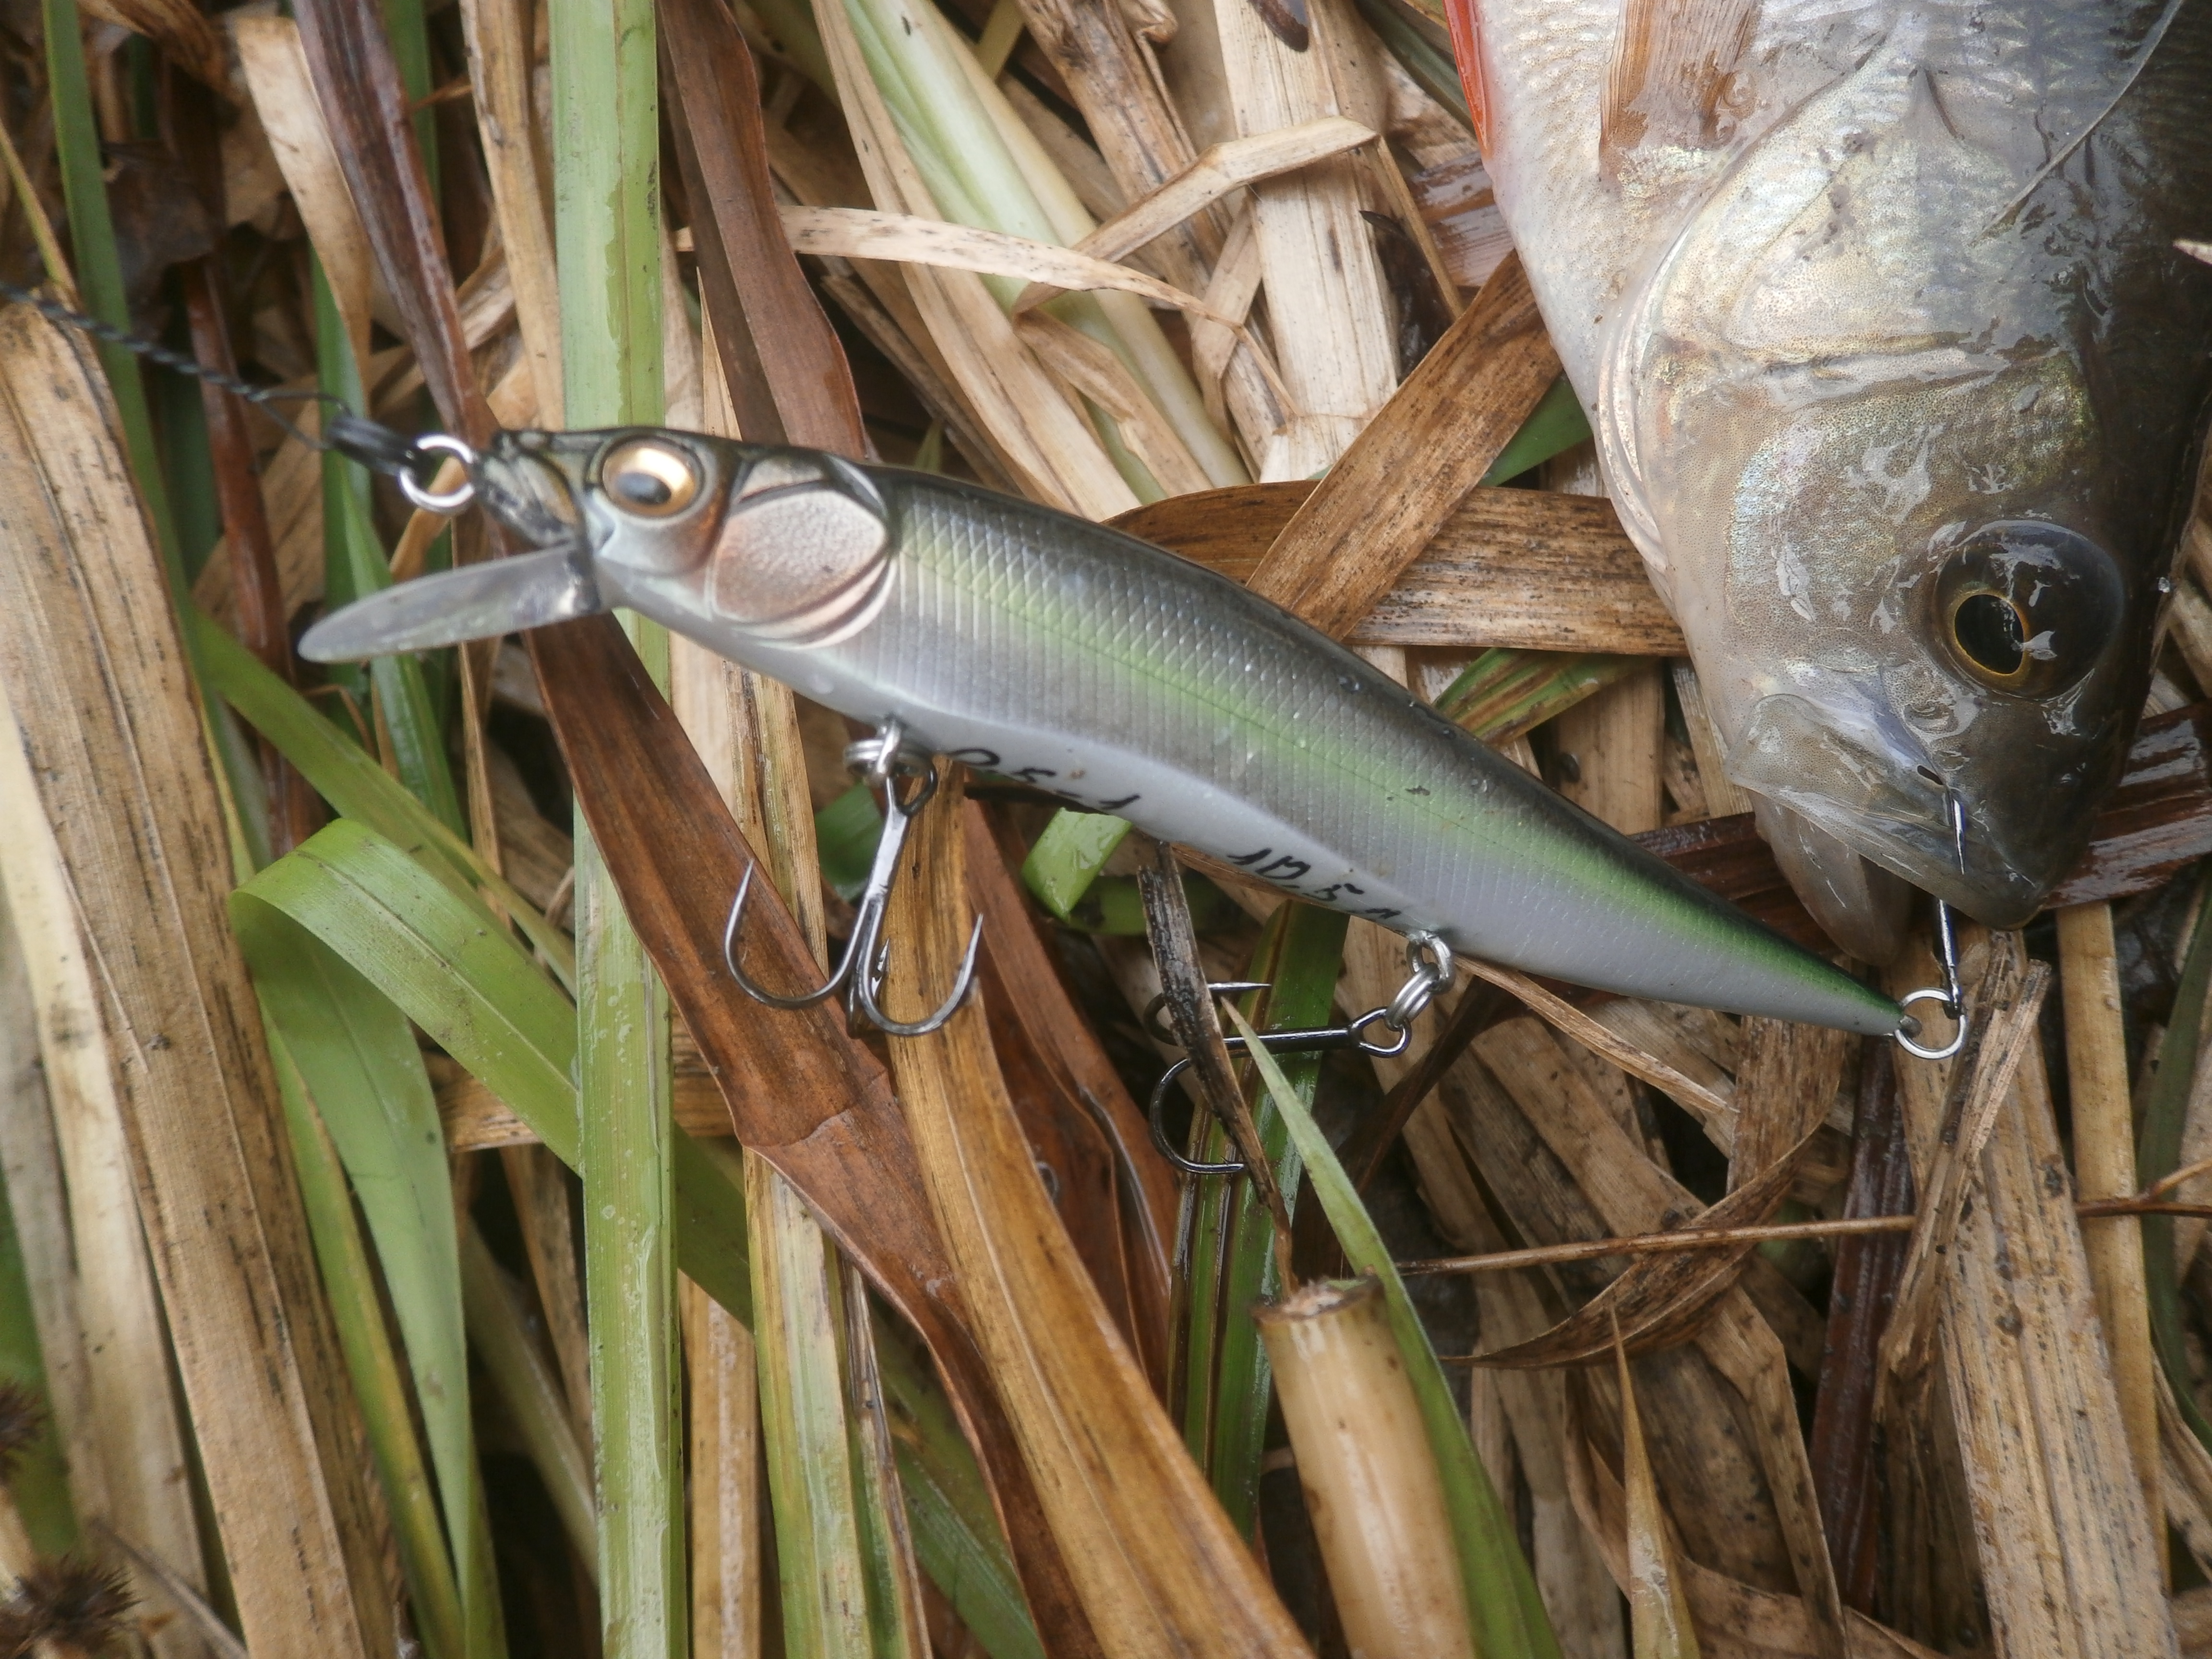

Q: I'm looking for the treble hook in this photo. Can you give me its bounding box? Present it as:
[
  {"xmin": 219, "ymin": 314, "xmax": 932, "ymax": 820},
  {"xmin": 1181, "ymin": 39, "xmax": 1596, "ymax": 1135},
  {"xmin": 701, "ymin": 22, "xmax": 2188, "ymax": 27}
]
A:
[
  {"xmin": 1897, "ymin": 898, "xmax": 1969, "ymax": 1061},
  {"xmin": 721, "ymin": 716, "xmax": 983, "ymax": 1037},
  {"xmin": 1147, "ymin": 930, "xmax": 1455, "ymax": 1175}
]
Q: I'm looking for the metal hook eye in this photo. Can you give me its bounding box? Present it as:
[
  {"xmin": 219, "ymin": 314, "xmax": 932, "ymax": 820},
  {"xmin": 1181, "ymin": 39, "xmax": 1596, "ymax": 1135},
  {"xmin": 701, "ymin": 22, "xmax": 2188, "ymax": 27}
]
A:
[
  {"xmin": 1148, "ymin": 1059, "xmax": 1248, "ymax": 1176},
  {"xmin": 399, "ymin": 433, "xmax": 480, "ymax": 514},
  {"xmin": 1896, "ymin": 988, "xmax": 1969, "ymax": 1061}
]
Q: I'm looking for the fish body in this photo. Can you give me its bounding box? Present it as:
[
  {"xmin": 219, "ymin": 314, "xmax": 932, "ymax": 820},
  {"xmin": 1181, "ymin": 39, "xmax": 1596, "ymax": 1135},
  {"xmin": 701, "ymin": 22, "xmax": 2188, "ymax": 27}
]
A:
[
  {"xmin": 305, "ymin": 427, "xmax": 1901, "ymax": 1034},
  {"xmin": 1452, "ymin": 0, "xmax": 2212, "ymax": 937}
]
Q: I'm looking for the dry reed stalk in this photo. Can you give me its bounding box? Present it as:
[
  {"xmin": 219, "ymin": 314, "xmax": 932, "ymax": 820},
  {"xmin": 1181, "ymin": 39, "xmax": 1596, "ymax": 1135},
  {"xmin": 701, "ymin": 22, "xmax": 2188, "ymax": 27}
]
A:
[
  {"xmin": 1254, "ymin": 1277, "xmax": 1477, "ymax": 1659},
  {"xmin": 1113, "ymin": 479, "xmax": 1684, "ymax": 652},
  {"xmin": 1246, "ymin": 253, "xmax": 1558, "ymax": 636},
  {"xmin": 0, "ymin": 307, "xmax": 392, "ymax": 1659},
  {"xmin": 882, "ymin": 776, "xmax": 1313, "ymax": 1659},
  {"xmin": 1886, "ymin": 934, "xmax": 2176, "ymax": 1656},
  {"xmin": 2060, "ymin": 901, "xmax": 2164, "ymax": 1563},
  {"xmin": 680, "ymin": 1277, "xmax": 762, "ymax": 1659},
  {"xmin": 1670, "ymin": 664, "xmax": 1752, "ymax": 817},
  {"xmin": 1461, "ymin": 961, "xmax": 1731, "ymax": 1122},
  {"xmin": 0, "ymin": 781, "xmax": 206, "ymax": 1659},
  {"xmin": 1549, "ymin": 664, "xmax": 1665, "ymax": 835},
  {"xmin": 1211, "ymin": 0, "xmax": 1398, "ymax": 473}
]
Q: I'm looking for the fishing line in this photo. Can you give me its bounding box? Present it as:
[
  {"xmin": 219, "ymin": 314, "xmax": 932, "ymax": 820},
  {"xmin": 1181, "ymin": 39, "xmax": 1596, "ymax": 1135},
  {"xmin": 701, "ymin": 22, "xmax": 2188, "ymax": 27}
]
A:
[{"xmin": 0, "ymin": 275, "xmax": 445, "ymax": 487}]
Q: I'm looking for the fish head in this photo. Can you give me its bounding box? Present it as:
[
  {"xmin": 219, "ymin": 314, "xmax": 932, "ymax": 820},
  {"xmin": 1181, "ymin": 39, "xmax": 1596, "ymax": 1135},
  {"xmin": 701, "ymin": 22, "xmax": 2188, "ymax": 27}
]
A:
[
  {"xmin": 1584, "ymin": 23, "xmax": 2212, "ymax": 935},
  {"xmin": 1613, "ymin": 337, "xmax": 2156, "ymax": 930},
  {"xmin": 301, "ymin": 428, "xmax": 897, "ymax": 661}
]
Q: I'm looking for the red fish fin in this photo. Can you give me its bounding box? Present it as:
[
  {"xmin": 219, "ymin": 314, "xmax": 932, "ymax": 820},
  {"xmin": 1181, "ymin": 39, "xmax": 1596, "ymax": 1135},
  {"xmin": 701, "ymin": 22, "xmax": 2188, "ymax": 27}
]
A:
[
  {"xmin": 1440, "ymin": 0, "xmax": 1490, "ymax": 152},
  {"xmin": 1601, "ymin": 0, "xmax": 1761, "ymax": 165}
]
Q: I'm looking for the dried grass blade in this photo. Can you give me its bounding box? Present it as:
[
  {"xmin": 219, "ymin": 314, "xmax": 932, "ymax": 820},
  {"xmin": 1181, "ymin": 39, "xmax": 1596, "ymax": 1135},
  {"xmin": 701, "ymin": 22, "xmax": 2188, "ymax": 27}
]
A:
[
  {"xmin": 1213, "ymin": 0, "xmax": 1400, "ymax": 473},
  {"xmin": 0, "ymin": 902, "xmax": 81, "ymax": 1560},
  {"xmin": 1471, "ymin": 1130, "xmax": 1821, "ymax": 1367},
  {"xmin": 1614, "ymin": 1327, "xmax": 1701, "ymax": 1659},
  {"xmin": 1460, "ymin": 960, "xmax": 1732, "ymax": 1121},
  {"xmin": 0, "ymin": 308, "xmax": 392, "ymax": 1659},
  {"xmin": 1888, "ymin": 935, "xmax": 2174, "ymax": 1655},
  {"xmin": 789, "ymin": 206, "xmax": 1241, "ymax": 327},
  {"xmin": 1010, "ymin": 117, "xmax": 1374, "ymax": 311},
  {"xmin": 1245, "ymin": 253, "xmax": 1558, "ymax": 638},
  {"xmin": 882, "ymin": 781, "xmax": 1313, "ymax": 1659},
  {"xmin": 1114, "ymin": 481, "xmax": 1683, "ymax": 654},
  {"xmin": 1879, "ymin": 951, "xmax": 2047, "ymax": 1387},
  {"xmin": 0, "ymin": 766, "xmax": 204, "ymax": 1652},
  {"xmin": 456, "ymin": 0, "xmax": 562, "ymax": 418},
  {"xmin": 231, "ymin": 16, "xmax": 377, "ymax": 364},
  {"xmin": 1016, "ymin": 313, "xmax": 1215, "ymax": 497}
]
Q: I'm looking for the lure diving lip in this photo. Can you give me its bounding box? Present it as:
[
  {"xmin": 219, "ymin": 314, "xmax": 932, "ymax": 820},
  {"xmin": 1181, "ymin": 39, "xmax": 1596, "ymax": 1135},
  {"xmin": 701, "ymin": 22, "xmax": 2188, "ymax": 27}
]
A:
[{"xmin": 303, "ymin": 424, "xmax": 1907, "ymax": 1040}]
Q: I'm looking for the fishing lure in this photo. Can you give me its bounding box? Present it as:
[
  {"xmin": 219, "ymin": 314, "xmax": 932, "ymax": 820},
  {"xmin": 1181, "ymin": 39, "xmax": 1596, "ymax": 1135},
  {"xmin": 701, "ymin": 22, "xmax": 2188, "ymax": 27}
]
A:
[
  {"xmin": 1445, "ymin": 0, "xmax": 2212, "ymax": 959},
  {"xmin": 301, "ymin": 423, "xmax": 1915, "ymax": 1043}
]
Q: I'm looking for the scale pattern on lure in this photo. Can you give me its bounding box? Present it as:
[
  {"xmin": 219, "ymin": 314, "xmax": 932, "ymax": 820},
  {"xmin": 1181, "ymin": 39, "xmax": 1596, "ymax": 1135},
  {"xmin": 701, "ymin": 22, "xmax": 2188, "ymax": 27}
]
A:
[
  {"xmin": 302, "ymin": 425, "xmax": 1904, "ymax": 1038},
  {"xmin": 1445, "ymin": 0, "xmax": 2212, "ymax": 955}
]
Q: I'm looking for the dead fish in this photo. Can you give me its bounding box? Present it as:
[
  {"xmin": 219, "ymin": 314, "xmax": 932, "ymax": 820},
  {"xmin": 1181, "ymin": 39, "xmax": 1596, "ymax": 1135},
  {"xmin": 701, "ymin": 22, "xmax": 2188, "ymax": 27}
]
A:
[{"xmin": 1446, "ymin": 0, "xmax": 2212, "ymax": 954}]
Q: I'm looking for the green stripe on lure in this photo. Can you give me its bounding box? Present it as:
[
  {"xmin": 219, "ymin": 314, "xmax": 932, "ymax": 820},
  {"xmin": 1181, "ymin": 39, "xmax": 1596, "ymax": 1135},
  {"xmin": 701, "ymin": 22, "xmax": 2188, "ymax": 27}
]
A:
[{"xmin": 302, "ymin": 427, "xmax": 1905, "ymax": 1038}]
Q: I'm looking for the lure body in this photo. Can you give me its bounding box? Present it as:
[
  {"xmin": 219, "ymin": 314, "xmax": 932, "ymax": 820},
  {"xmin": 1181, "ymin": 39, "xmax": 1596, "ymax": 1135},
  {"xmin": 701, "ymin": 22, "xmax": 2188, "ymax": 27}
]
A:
[
  {"xmin": 304, "ymin": 428, "xmax": 1902, "ymax": 1035},
  {"xmin": 1449, "ymin": 0, "xmax": 2212, "ymax": 950}
]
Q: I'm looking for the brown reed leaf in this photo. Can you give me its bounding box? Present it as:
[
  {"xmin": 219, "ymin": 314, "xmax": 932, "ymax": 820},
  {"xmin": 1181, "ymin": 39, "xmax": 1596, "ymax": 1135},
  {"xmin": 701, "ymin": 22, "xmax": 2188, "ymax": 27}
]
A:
[
  {"xmin": 660, "ymin": 0, "xmax": 866, "ymax": 453},
  {"xmin": 881, "ymin": 773, "xmax": 1315, "ymax": 1659},
  {"xmin": 1110, "ymin": 479, "xmax": 1685, "ymax": 654},
  {"xmin": 1245, "ymin": 252, "xmax": 1560, "ymax": 639}
]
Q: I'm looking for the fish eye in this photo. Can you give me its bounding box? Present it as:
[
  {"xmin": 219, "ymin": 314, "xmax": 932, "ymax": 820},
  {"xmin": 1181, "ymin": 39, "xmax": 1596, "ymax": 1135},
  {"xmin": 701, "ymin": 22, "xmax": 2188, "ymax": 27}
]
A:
[
  {"xmin": 1950, "ymin": 591, "xmax": 2028, "ymax": 680},
  {"xmin": 601, "ymin": 439, "xmax": 700, "ymax": 517},
  {"xmin": 1933, "ymin": 521, "xmax": 2121, "ymax": 697}
]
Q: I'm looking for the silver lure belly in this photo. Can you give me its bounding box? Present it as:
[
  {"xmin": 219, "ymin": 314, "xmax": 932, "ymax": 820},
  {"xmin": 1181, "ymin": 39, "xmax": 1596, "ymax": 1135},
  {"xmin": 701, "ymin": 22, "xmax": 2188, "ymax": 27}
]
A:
[{"xmin": 607, "ymin": 469, "xmax": 1900, "ymax": 1036}]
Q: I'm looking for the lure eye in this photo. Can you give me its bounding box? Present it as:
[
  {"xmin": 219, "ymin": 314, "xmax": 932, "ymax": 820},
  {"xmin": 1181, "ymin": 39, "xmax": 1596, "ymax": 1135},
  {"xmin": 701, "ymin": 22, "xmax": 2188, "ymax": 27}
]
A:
[
  {"xmin": 601, "ymin": 439, "xmax": 700, "ymax": 517},
  {"xmin": 1934, "ymin": 521, "xmax": 2121, "ymax": 697}
]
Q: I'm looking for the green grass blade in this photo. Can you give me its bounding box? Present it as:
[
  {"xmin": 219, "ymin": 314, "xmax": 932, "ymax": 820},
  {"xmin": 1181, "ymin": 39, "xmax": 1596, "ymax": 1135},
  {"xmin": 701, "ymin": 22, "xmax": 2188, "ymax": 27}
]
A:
[
  {"xmin": 1478, "ymin": 377, "xmax": 1591, "ymax": 487},
  {"xmin": 1433, "ymin": 649, "xmax": 1640, "ymax": 746},
  {"xmin": 192, "ymin": 612, "xmax": 574, "ymax": 986},
  {"xmin": 1020, "ymin": 811, "xmax": 1130, "ymax": 923},
  {"xmin": 874, "ymin": 1315, "xmax": 1044, "ymax": 1659},
  {"xmin": 241, "ymin": 820, "xmax": 1025, "ymax": 1639},
  {"xmin": 574, "ymin": 822, "xmax": 684, "ymax": 1654},
  {"xmin": 41, "ymin": 0, "xmax": 184, "ymax": 599},
  {"xmin": 817, "ymin": 782, "xmax": 886, "ymax": 902},
  {"xmin": 235, "ymin": 907, "xmax": 502, "ymax": 1659},
  {"xmin": 1223, "ymin": 1000, "xmax": 1561, "ymax": 1659},
  {"xmin": 267, "ymin": 1026, "xmax": 468, "ymax": 1659},
  {"xmin": 1196, "ymin": 904, "xmax": 1347, "ymax": 1535},
  {"xmin": 750, "ymin": 1163, "xmax": 876, "ymax": 1659},
  {"xmin": 459, "ymin": 1227, "xmax": 598, "ymax": 1568}
]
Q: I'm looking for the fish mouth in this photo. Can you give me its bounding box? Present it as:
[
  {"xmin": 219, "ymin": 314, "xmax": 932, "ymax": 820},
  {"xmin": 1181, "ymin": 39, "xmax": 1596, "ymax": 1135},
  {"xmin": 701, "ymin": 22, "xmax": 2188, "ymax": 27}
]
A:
[{"xmin": 1726, "ymin": 692, "xmax": 2052, "ymax": 928}]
